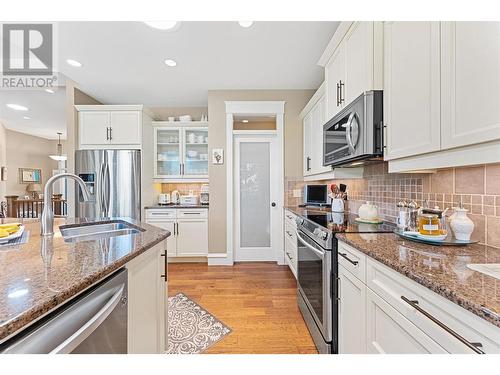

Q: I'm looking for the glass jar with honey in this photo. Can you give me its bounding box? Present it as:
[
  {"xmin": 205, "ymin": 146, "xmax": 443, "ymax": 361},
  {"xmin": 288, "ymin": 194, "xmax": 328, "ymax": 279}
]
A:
[{"xmin": 418, "ymin": 213, "xmax": 442, "ymax": 236}]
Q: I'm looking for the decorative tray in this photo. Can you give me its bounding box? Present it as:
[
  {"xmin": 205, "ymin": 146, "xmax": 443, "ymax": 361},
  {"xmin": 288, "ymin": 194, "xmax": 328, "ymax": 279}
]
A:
[
  {"xmin": 394, "ymin": 229, "xmax": 478, "ymax": 246},
  {"xmin": 0, "ymin": 225, "xmax": 25, "ymax": 244}
]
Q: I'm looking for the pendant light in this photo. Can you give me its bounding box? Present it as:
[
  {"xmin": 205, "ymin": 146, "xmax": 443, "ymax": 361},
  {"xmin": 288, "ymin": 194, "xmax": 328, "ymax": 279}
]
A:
[{"xmin": 49, "ymin": 132, "xmax": 67, "ymax": 161}]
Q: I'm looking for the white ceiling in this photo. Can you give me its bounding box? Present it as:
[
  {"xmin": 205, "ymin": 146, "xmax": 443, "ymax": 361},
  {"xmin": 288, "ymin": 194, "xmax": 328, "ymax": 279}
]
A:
[
  {"xmin": 57, "ymin": 21, "xmax": 339, "ymax": 106},
  {"xmin": 0, "ymin": 88, "xmax": 66, "ymax": 140}
]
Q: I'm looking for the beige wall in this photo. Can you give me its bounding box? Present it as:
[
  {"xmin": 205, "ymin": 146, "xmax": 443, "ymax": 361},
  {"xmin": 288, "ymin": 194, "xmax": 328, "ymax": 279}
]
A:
[
  {"xmin": 233, "ymin": 120, "xmax": 277, "ymax": 131},
  {"xmin": 4, "ymin": 129, "xmax": 59, "ymax": 197},
  {"xmin": 207, "ymin": 89, "xmax": 314, "ymax": 254},
  {"xmin": 0, "ymin": 123, "xmax": 7, "ymax": 203}
]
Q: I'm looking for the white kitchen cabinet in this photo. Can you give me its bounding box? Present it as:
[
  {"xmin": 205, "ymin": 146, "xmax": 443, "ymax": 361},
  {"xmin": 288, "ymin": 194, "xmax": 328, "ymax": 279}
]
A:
[
  {"xmin": 384, "ymin": 22, "xmax": 441, "ymax": 160},
  {"xmin": 176, "ymin": 218, "xmax": 209, "ymax": 257},
  {"xmin": 311, "ymin": 95, "xmax": 330, "ymax": 175},
  {"xmin": 126, "ymin": 242, "xmax": 167, "ymax": 353},
  {"xmin": 338, "ymin": 264, "xmax": 367, "ymax": 354},
  {"xmin": 325, "ymin": 45, "xmax": 346, "ymax": 120},
  {"xmin": 323, "ymin": 22, "xmax": 383, "ymax": 120},
  {"xmin": 283, "ymin": 209, "xmax": 298, "ymax": 278},
  {"xmin": 77, "ymin": 106, "xmax": 143, "ymax": 149},
  {"xmin": 303, "ymin": 112, "xmax": 314, "ymax": 176},
  {"xmin": 145, "ymin": 208, "xmax": 208, "ymax": 258},
  {"xmin": 441, "ymin": 21, "xmax": 500, "ymax": 149},
  {"xmin": 366, "ymin": 288, "xmax": 446, "ymax": 354},
  {"xmin": 153, "ymin": 123, "xmax": 209, "ymax": 182}
]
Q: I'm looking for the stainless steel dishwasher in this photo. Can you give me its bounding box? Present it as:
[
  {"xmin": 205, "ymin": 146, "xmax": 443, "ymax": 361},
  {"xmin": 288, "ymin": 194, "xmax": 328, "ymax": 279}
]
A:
[{"xmin": 0, "ymin": 269, "xmax": 128, "ymax": 354}]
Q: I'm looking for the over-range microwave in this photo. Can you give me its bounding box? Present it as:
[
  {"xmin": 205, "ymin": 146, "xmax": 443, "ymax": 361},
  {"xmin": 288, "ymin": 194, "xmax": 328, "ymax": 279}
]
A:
[{"xmin": 323, "ymin": 90, "xmax": 383, "ymax": 167}]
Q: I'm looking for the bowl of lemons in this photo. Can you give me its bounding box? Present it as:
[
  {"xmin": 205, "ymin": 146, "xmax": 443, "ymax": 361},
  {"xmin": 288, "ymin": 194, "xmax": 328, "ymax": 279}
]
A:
[{"xmin": 0, "ymin": 223, "xmax": 24, "ymax": 244}]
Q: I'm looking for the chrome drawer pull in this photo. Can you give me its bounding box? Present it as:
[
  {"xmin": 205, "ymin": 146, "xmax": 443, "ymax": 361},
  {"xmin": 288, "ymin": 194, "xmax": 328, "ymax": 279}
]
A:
[
  {"xmin": 339, "ymin": 252, "xmax": 358, "ymax": 266},
  {"xmin": 401, "ymin": 296, "xmax": 485, "ymax": 354}
]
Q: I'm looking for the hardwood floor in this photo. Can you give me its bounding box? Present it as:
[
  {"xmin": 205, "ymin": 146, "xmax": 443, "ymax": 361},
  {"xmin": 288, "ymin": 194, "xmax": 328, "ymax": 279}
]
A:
[{"xmin": 168, "ymin": 262, "xmax": 318, "ymax": 354}]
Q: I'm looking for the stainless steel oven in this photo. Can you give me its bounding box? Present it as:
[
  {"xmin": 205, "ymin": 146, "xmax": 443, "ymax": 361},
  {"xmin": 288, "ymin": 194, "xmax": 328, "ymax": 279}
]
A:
[
  {"xmin": 296, "ymin": 228, "xmax": 333, "ymax": 353},
  {"xmin": 323, "ymin": 90, "xmax": 383, "ymax": 167}
]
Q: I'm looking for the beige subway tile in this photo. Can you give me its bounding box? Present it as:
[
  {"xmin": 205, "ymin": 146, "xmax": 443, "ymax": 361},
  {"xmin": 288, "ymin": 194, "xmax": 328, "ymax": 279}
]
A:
[
  {"xmin": 455, "ymin": 165, "xmax": 485, "ymax": 194},
  {"xmin": 470, "ymin": 214, "xmax": 486, "ymax": 244},
  {"xmin": 486, "ymin": 164, "xmax": 500, "ymax": 195},
  {"xmin": 487, "ymin": 216, "xmax": 500, "ymax": 248},
  {"xmin": 430, "ymin": 169, "xmax": 454, "ymax": 194},
  {"xmin": 484, "ymin": 195, "xmax": 495, "ymax": 205},
  {"xmin": 471, "ymin": 204, "xmax": 483, "ymax": 215},
  {"xmin": 471, "ymin": 195, "xmax": 482, "ymax": 205},
  {"xmin": 483, "ymin": 205, "xmax": 495, "ymax": 216}
]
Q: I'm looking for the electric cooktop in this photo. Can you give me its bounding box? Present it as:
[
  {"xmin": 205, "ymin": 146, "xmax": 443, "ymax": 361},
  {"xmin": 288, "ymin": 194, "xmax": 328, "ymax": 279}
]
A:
[{"xmin": 300, "ymin": 211, "xmax": 396, "ymax": 234}]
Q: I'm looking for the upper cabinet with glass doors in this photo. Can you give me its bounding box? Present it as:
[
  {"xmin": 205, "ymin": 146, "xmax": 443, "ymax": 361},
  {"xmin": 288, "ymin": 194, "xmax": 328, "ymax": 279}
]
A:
[{"xmin": 153, "ymin": 122, "xmax": 209, "ymax": 182}]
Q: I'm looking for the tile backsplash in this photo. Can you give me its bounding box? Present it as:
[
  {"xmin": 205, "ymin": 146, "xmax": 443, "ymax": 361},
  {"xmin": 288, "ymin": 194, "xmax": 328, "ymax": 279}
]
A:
[
  {"xmin": 286, "ymin": 162, "xmax": 500, "ymax": 248},
  {"xmin": 161, "ymin": 183, "xmax": 205, "ymax": 196}
]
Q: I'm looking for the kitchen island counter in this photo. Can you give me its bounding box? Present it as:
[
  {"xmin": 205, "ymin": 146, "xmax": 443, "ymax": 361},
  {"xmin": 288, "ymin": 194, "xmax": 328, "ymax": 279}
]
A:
[{"xmin": 0, "ymin": 217, "xmax": 170, "ymax": 344}]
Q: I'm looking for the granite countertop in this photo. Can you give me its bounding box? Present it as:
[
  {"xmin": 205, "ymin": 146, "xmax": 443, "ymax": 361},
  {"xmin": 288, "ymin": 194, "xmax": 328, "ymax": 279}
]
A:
[
  {"xmin": 0, "ymin": 217, "xmax": 170, "ymax": 344},
  {"xmin": 284, "ymin": 205, "xmax": 333, "ymax": 216},
  {"xmin": 336, "ymin": 232, "xmax": 500, "ymax": 328},
  {"xmin": 145, "ymin": 204, "xmax": 209, "ymax": 209}
]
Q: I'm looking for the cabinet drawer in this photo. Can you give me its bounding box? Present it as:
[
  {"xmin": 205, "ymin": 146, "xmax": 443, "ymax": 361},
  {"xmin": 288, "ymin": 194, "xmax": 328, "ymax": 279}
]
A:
[
  {"xmin": 177, "ymin": 209, "xmax": 208, "ymax": 219},
  {"xmin": 146, "ymin": 209, "xmax": 177, "ymax": 220},
  {"xmin": 337, "ymin": 241, "xmax": 366, "ymax": 283},
  {"xmin": 284, "ymin": 222, "xmax": 297, "ymax": 245},
  {"xmin": 367, "ymin": 258, "xmax": 500, "ymax": 353},
  {"xmin": 285, "ymin": 236, "xmax": 297, "ymax": 278},
  {"xmin": 284, "ymin": 210, "xmax": 297, "ymax": 229}
]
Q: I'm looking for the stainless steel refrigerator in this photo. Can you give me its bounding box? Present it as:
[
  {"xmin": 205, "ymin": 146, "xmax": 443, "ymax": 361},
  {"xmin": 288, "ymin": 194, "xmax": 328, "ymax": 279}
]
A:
[{"xmin": 75, "ymin": 150, "xmax": 141, "ymax": 220}]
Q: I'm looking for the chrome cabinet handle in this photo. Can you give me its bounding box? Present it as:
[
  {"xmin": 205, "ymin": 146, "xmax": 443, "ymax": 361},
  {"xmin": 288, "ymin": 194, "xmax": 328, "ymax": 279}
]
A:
[
  {"xmin": 286, "ymin": 252, "xmax": 293, "ymax": 260},
  {"xmin": 106, "ymin": 127, "xmax": 109, "ymax": 141},
  {"xmin": 401, "ymin": 296, "xmax": 485, "ymax": 354},
  {"xmin": 286, "ymin": 230, "xmax": 293, "ymax": 237},
  {"xmin": 306, "ymin": 157, "xmax": 311, "ymax": 171},
  {"xmin": 160, "ymin": 250, "xmax": 168, "ymax": 281},
  {"xmin": 339, "ymin": 80, "xmax": 345, "ymax": 104},
  {"xmin": 109, "ymin": 127, "xmax": 112, "ymax": 141},
  {"xmin": 336, "ymin": 82, "xmax": 340, "ymax": 106},
  {"xmin": 339, "ymin": 252, "xmax": 358, "ymax": 266},
  {"xmin": 182, "ymin": 212, "xmax": 201, "ymax": 215}
]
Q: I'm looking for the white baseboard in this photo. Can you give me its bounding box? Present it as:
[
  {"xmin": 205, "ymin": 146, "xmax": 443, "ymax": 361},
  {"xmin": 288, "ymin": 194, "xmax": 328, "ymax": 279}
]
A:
[
  {"xmin": 207, "ymin": 253, "xmax": 234, "ymax": 266},
  {"xmin": 167, "ymin": 256, "xmax": 207, "ymax": 263}
]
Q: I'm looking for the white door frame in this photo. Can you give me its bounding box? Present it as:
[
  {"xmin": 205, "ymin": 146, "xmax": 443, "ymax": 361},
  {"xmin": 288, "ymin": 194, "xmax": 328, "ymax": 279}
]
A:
[
  {"xmin": 224, "ymin": 101, "xmax": 285, "ymax": 266},
  {"xmin": 234, "ymin": 134, "xmax": 280, "ymax": 261}
]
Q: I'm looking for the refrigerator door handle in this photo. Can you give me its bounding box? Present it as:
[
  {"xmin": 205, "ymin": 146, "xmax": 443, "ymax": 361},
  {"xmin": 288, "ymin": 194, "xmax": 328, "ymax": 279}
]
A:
[
  {"xmin": 99, "ymin": 163, "xmax": 106, "ymax": 217},
  {"xmin": 104, "ymin": 162, "xmax": 111, "ymax": 217}
]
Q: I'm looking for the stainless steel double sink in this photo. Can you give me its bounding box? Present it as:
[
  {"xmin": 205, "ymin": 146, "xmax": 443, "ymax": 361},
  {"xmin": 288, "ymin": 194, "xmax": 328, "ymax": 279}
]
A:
[{"xmin": 60, "ymin": 221, "xmax": 142, "ymax": 243}]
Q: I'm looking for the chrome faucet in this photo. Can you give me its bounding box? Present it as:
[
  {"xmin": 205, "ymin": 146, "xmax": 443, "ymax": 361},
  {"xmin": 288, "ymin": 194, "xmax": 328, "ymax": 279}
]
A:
[{"xmin": 41, "ymin": 173, "xmax": 91, "ymax": 236}]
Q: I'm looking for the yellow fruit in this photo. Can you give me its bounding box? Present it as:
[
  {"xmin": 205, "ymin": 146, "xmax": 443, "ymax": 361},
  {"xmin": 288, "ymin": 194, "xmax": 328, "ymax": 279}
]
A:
[
  {"xmin": 7, "ymin": 228, "xmax": 18, "ymax": 234},
  {"xmin": 0, "ymin": 229, "xmax": 9, "ymax": 238},
  {"xmin": 0, "ymin": 223, "xmax": 21, "ymax": 230}
]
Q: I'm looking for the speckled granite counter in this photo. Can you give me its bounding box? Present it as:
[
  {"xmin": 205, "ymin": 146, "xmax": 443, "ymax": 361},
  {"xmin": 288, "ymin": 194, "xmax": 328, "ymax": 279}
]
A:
[
  {"xmin": 336, "ymin": 232, "xmax": 500, "ymax": 328},
  {"xmin": 0, "ymin": 217, "xmax": 170, "ymax": 344},
  {"xmin": 284, "ymin": 205, "xmax": 334, "ymax": 216}
]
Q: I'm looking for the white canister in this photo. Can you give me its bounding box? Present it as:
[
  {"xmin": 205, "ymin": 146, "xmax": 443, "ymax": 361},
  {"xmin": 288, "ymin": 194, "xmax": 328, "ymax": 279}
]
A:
[
  {"xmin": 450, "ymin": 208, "xmax": 474, "ymax": 241},
  {"xmin": 358, "ymin": 201, "xmax": 379, "ymax": 221},
  {"xmin": 331, "ymin": 198, "xmax": 344, "ymax": 213}
]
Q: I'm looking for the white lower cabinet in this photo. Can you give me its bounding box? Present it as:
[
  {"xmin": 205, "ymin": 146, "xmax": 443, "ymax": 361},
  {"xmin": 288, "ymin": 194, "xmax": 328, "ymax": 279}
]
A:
[
  {"xmin": 338, "ymin": 264, "xmax": 366, "ymax": 353},
  {"xmin": 366, "ymin": 288, "xmax": 446, "ymax": 354},
  {"xmin": 337, "ymin": 240, "xmax": 500, "ymax": 354},
  {"xmin": 283, "ymin": 210, "xmax": 298, "ymax": 278},
  {"xmin": 126, "ymin": 242, "xmax": 167, "ymax": 353},
  {"xmin": 146, "ymin": 208, "xmax": 208, "ymax": 258}
]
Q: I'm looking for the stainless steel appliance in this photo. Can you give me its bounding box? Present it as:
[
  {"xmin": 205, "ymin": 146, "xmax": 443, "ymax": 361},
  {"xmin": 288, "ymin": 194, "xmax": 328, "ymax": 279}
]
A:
[
  {"xmin": 303, "ymin": 184, "xmax": 330, "ymax": 207},
  {"xmin": 296, "ymin": 211, "xmax": 395, "ymax": 353},
  {"xmin": 76, "ymin": 150, "xmax": 141, "ymax": 220},
  {"xmin": 0, "ymin": 269, "xmax": 128, "ymax": 354},
  {"xmin": 323, "ymin": 90, "xmax": 383, "ymax": 167}
]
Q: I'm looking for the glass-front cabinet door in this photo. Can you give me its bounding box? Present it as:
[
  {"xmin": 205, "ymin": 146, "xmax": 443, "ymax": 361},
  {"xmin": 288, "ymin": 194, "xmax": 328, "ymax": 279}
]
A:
[
  {"xmin": 183, "ymin": 128, "xmax": 209, "ymax": 178},
  {"xmin": 154, "ymin": 128, "xmax": 182, "ymax": 178}
]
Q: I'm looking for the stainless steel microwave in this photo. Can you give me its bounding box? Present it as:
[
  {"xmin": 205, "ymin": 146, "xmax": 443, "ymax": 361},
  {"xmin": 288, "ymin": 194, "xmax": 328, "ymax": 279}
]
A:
[{"xmin": 323, "ymin": 90, "xmax": 383, "ymax": 167}]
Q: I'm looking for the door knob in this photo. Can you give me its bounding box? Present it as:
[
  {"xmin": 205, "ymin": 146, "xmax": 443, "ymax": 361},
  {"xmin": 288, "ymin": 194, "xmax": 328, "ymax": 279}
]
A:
[{"xmin": 271, "ymin": 202, "xmax": 276, "ymax": 207}]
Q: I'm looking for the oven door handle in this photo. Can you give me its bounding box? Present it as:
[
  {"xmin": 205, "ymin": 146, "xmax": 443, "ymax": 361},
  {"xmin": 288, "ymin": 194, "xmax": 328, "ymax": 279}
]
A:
[
  {"xmin": 346, "ymin": 112, "xmax": 359, "ymax": 154},
  {"xmin": 296, "ymin": 231, "xmax": 325, "ymax": 259}
]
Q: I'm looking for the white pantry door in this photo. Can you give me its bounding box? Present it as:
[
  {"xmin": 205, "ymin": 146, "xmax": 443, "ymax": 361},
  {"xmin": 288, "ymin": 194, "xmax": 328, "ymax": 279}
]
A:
[{"xmin": 234, "ymin": 135, "xmax": 281, "ymax": 261}]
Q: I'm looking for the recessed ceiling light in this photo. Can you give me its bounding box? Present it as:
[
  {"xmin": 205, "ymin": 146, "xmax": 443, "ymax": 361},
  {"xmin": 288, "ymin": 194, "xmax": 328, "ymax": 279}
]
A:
[
  {"xmin": 66, "ymin": 59, "xmax": 82, "ymax": 67},
  {"xmin": 164, "ymin": 59, "xmax": 177, "ymax": 67},
  {"xmin": 23, "ymin": 116, "xmax": 31, "ymax": 120},
  {"xmin": 238, "ymin": 21, "xmax": 254, "ymax": 28},
  {"xmin": 45, "ymin": 88, "xmax": 55, "ymax": 94},
  {"xmin": 242, "ymin": 119, "xmax": 249, "ymax": 123},
  {"xmin": 144, "ymin": 21, "xmax": 179, "ymax": 31},
  {"xmin": 6, "ymin": 103, "xmax": 28, "ymax": 111}
]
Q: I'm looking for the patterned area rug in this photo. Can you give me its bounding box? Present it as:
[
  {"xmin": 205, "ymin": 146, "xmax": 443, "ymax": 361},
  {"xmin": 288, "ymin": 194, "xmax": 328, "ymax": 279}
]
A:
[{"xmin": 167, "ymin": 293, "xmax": 232, "ymax": 354}]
